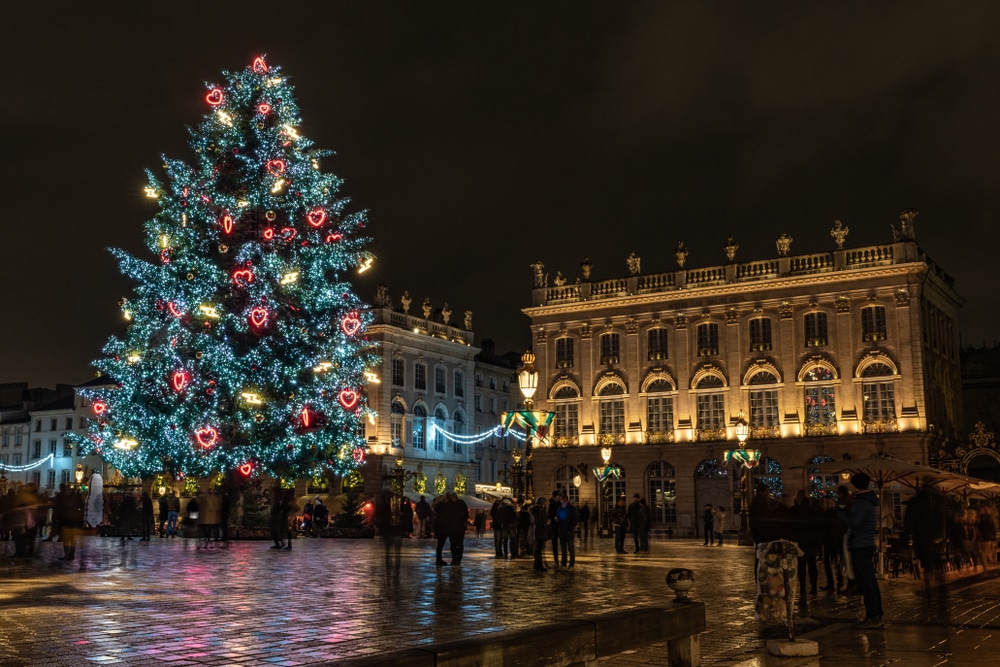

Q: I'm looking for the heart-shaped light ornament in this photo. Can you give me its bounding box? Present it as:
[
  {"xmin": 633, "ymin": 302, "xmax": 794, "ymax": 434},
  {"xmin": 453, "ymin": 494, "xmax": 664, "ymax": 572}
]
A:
[
  {"xmin": 195, "ymin": 427, "xmax": 219, "ymax": 448},
  {"xmin": 239, "ymin": 462, "xmax": 253, "ymax": 476},
  {"xmin": 205, "ymin": 88, "xmax": 224, "ymax": 106},
  {"xmin": 252, "ymin": 56, "xmax": 268, "ymax": 74},
  {"xmin": 232, "ymin": 269, "xmax": 254, "ymax": 286},
  {"xmin": 172, "ymin": 370, "xmax": 189, "ymax": 392},
  {"xmin": 221, "ymin": 214, "xmax": 234, "ymax": 234},
  {"xmin": 306, "ymin": 208, "xmax": 327, "ymax": 228},
  {"xmin": 340, "ymin": 312, "xmax": 362, "ymax": 336},
  {"xmin": 92, "ymin": 400, "xmax": 107, "ymax": 415},
  {"xmin": 266, "ymin": 159, "xmax": 286, "ymax": 177},
  {"xmin": 249, "ymin": 307, "xmax": 269, "ymax": 328},
  {"xmin": 338, "ymin": 389, "xmax": 359, "ymax": 410}
]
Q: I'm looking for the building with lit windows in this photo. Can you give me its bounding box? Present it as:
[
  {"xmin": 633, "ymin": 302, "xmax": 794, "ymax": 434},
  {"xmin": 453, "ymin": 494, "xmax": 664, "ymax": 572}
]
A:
[
  {"xmin": 358, "ymin": 289, "xmax": 518, "ymax": 503},
  {"xmin": 522, "ymin": 212, "xmax": 964, "ymax": 538}
]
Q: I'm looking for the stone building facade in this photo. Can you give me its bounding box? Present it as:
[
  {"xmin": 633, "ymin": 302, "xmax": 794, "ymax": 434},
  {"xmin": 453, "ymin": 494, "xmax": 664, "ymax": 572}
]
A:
[{"xmin": 522, "ymin": 213, "xmax": 964, "ymax": 537}]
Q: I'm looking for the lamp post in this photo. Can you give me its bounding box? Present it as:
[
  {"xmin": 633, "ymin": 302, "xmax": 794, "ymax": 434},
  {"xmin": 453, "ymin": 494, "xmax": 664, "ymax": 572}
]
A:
[
  {"xmin": 0, "ymin": 471, "xmax": 7, "ymax": 496},
  {"xmin": 384, "ymin": 454, "xmax": 415, "ymax": 524},
  {"xmin": 593, "ymin": 446, "xmax": 620, "ymax": 538},
  {"xmin": 500, "ymin": 351, "xmax": 555, "ymax": 502},
  {"xmin": 725, "ymin": 409, "xmax": 760, "ymax": 546},
  {"xmin": 511, "ymin": 448, "xmax": 524, "ymax": 500}
]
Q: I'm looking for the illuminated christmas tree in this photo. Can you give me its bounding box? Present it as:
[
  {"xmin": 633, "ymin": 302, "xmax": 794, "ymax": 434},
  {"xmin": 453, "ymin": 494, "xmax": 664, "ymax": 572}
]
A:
[{"xmin": 73, "ymin": 56, "xmax": 377, "ymax": 482}]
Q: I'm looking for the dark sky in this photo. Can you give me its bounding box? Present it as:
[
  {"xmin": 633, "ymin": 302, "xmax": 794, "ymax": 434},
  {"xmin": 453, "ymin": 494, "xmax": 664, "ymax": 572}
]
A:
[{"xmin": 3, "ymin": 3, "xmax": 999, "ymax": 389}]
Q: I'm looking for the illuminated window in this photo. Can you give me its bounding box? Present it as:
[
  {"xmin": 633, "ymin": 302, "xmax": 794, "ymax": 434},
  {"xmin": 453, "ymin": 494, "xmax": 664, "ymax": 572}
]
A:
[
  {"xmin": 556, "ymin": 338, "xmax": 574, "ymax": 369},
  {"xmin": 645, "ymin": 379, "xmax": 673, "ymax": 432},
  {"xmin": 414, "ymin": 363, "xmax": 426, "ymax": 391},
  {"xmin": 804, "ymin": 312, "xmax": 828, "ymax": 347},
  {"xmin": 648, "ymin": 461, "xmax": 676, "ymax": 523},
  {"xmin": 647, "ymin": 328, "xmax": 668, "ymax": 361},
  {"xmin": 697, "ymin": 323, "xmax": 719, "ymax": 356},
  {"xmin": 599, "ymin": 383, "xmax": 625, "ymax": 435},
  {"xmin": 749, "ymin": 317, "xmax": 772, "ymax": 352},
  {"xmin": 600, "ymin": 333, "xmax": 620, "ymax": 365},
  {"xmin": 391, "ymin": 359, "xmax": 404, "ymax": 386},
  {"xmin": 862, "ymin": 306, "xmax": 887, "ymax": 342}
]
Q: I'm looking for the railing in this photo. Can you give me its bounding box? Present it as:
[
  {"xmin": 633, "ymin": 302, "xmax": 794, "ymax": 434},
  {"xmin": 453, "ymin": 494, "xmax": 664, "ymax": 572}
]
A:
[
  {"xmin": 804, "ymin": 422, "xmax": 839, "ymax": 437},
  {"xmin": 695, "ymin": 428, "xmax": 726, "ymax": 442},
  {"xmin": 591, "ymin": 278, "xmax": 629, "ymax": 299},
  {"xmin": 735, "ymin": 260, "xmax": 779, "ymax": 281},
  {"xmin": 862, "ymin": 419, "xmax": 899, "ymax": 434},
  {"xmin": 552, "ymin": 435, "xmax": 580, "ymax": 447},
  {"xmin": 686, "ymin": 267, "xmax": 726, "ymax": 286},
  {"xmin": 749, "ymin": 425, "xmax": 780, "ymax": 440},
  {"xmin": 846, "ymin": 245, "xmax": 893, "ymax": 268},
  {"xmin": 531, "ymin": 241, "xmax": 923, "ymax": 307},
  {"xmin": 598, "ymin": 433, "xmax": 626, "ymax": 445},
  {"xmin": 789, "ymin": 252, "xmax": 835, "ymax": 274},
  {"xmin": 644, "ymin": 430, "xmax": 675, "ymax": 444}
]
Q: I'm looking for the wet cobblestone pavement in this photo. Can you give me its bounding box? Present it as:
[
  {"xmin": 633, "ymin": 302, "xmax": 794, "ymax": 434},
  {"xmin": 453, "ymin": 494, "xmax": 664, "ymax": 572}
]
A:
[{"xmin": 3, "ymin": 534, "xmax": 1000, "ymax": 665}]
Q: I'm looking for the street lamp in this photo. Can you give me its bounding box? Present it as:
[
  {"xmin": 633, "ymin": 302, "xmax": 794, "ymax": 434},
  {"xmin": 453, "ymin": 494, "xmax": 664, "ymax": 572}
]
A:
[
  {"xmin": 593, "ymin": 446, "xmax": 620, "ymax": 538},
  {"xmin": 500, "ymin": 351, "xmax": 555, "ymax": 501},
  {"xmin": 75, "ymin": 464, "xmax": 85, "ymax": 486},
  {"xmin": 384, "ymin": 455, "xmax": 415, "ymax": 524},
  {"xmin": 511, "ymin": 448, "xmax": 524, "ymax": 499},
  {"xmin": 725, "ymin": 409, "xmax": 760, "ymax": 546},
  {"xmin": 0, "ymin": 472, "xmax": 7, "ymax": 496}
]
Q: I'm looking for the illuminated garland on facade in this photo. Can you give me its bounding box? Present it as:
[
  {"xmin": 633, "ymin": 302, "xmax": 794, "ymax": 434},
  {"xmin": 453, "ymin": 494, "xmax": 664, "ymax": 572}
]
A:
[{"xmin": 0, "ymin": 454, "xmax": 54, "ymax": 472}]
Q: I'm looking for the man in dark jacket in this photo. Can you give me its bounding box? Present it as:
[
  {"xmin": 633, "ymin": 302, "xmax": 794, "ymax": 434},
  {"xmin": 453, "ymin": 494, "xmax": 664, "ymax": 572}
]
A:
[
  {"xmin": 848, "ymin": 472, "xmax": 884, "ymax": 628},
  {"xmin": 626, "ymin": 494, "xmax": 643, "ymax": 554}
]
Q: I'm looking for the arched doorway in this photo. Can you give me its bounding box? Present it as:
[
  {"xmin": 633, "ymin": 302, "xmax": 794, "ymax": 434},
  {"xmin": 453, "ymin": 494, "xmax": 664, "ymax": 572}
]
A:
[
  {"xmin": 967, "ymin": 453, "xmax": 1000, "ymax": 482},
  {"xmin": 695, "ymin": 459, "xmax": 729, "ymax": 539}
]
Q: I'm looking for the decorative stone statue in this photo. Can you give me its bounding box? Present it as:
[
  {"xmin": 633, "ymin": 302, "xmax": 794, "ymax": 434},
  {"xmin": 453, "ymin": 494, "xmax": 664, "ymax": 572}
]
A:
[
  {"xmin": 675, "ymin": 242, "xmax": 688, "ymax": 268},
  {"xmin": 553, "ymin": 271, "xmax": 566, "ymax": 286},
  {"xmin": 421, "ymin": 298, "xmax": 432, "ymax": 319},
  {"xmin": 400, "ymin": 291, "xmax": 411, "ymax": 314},
  {"xmin": 892, "ymin": 208, "xmax": 917, "ymax": 242},
  {"xmin": 723, "ymin": 236, "xmax": 739, "ymax": 262},
  {"xmin": 580, "ymin": 256, "xmax": 593, "ymax": 280},
  {"xmin": 375, "ymin": 284, "xmax": 391, "ymax": 308},
  {"xmin": 530, "ymin": 261, "xmax": 546, "ymax": 287},
  {"xmin": 464, "ymin": 310, "xmax": 473, "ymax": 330},
  {"xmin": 441, "ymin": 303, "xmax": 452, "ymax": 325},
  {"xmin": 831, "ymin": 220, "xmax": 849, "ymax": 249},
  {"xmin": 626, "ymin": 252, "xmax": 641, "ymax": 276},
  {"xmin": 775, "ymin": 233, "xmax": 793, "ymax": 257}
]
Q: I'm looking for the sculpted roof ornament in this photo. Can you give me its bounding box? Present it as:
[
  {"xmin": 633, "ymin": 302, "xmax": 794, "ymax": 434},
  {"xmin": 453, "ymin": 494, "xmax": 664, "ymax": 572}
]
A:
[
  {"xmin": 723, "ymin": 236, "xmax": 739, "ymax": 262},
  {"xmin": 580, "ymin": 257, "xmax": 593, "ymax": 280},
  {"xmin": 675, "ymin": 242, "xmax": 688, "ymax": 268},
  {"xmin": 776, "ymin": 233, "xmax": 793, "ymax": 257},
  {"xmin": 830, "ymin": 220, "xmax": 849, "ymax": 249},
  {"xmin": 893, "ymin": 208, "xmax": 917, "ymax": 242},
  {"xmin": 626, "ymin": 252, "xmax": 641, "ymax": 276}
]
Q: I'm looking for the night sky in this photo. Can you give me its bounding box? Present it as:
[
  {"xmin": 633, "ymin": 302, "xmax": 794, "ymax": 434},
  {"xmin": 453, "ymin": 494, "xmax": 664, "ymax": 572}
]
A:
[{"xmin": 4, "ymin": 3, "xmax": 1000, "ymax": 389}]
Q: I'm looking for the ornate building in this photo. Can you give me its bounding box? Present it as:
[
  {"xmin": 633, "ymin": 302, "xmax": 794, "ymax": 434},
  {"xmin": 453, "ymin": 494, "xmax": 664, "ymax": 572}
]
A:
[
  {"xmin": 522, "ymin": 211, "xmax": 964, "ymax": 537},
  {"xmin": 359, "ymin": 287, "xmax": 518, "ymax": 501}
]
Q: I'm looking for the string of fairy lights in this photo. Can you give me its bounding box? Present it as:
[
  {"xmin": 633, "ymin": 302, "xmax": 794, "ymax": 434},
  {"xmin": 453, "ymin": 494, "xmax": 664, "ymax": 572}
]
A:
[
  {"xmin": 0, "ymin": 454, "xmax": 54, "ymax": 472},
  {"xmin": 427, "ymin": 423, "xmax": 529, "ymax": 444}
]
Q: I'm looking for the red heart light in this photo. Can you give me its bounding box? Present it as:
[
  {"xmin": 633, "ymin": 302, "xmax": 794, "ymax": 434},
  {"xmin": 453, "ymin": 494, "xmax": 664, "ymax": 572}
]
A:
[
  {"xmin": 325, "ymin": 232, "xmax": 342, "ymax": 243},
  {"xmin": 340, "ymin": 312, "xmax": 362, "ymax": 336},
  {"xmin": 232, "ymin": 269, "xmax": 254, "ymax": 286},
  {"xmin": 160, "ymin": 249, "xmax": 171, "ymax": 264},
  {"xmin": 249, "ymin": 307, "xmax": 269, "ymax": 328},
  {"xmin": 172, "ymin": 371, "xmax": 189, "ymax": 392},
  {"xmin": 352, "ymin": 447, "xmax": 366, "ymax": 463},
  {"xmin": 306, "ymin": 208, "xmax": 327, "ymax": 228},
  {"xmin": 205, "ymin": 88, "xmax": 224, "ymax": 106},
  {"xmin": 221, "ymin": 214, "xmax": 234, "ymax": 234},
  {"xmin": 252, "ymin": 56, "xmax": 268, "ymax": 74},
  {"xmin": 167, "ymin": 302, "xmax": 184, "ymax": 318},
  {"xmin": 239, "ymin": 462, "xmax": 253, "ymax": 476},
  {"xmin": 92, "ymin": 401, "xmax": 107, "ymax": 415},
  {"xmin": 279, "ymin": 227, "xmax": 297, "ymax": 242},
  {"xmin": 257, "ymin": 103, "xmax": 271, "ymax": 115},
  {"xmin": 338, "ymin": 389, "xmax": 359, "ymax": 410},
  {"xmin": 266, "ymin": 160, "xmax": 286, "ymax": 177},
  {"xmin": 262, "ymin": 228, "xmax": 275, "ymax": 240},
  {"xmin": 195, "ymin": 427, "xmax": 219, "ymax": 448},
  {"xmin": 301, "ymin": 406, "xmax": 312, "ymax": 428}
]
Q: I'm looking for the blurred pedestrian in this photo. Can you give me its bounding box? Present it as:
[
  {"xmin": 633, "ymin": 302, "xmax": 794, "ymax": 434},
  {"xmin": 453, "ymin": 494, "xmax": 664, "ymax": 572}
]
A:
[
  {"xmin": 715, "ymin": 506, "xmax": 727, "ymax": 546},
  {"xmin": 157, "ymin": 492, "xmax": 169, "ymax": 538},
  {"xmin": 702, "ymin": 503, "xmax": 715, "ymax": 546},
  {"xmin": 627, "ymin": 494, "xmax": 643, "ymax": 554},
  {"xmin": 415, "ymin": 495, "xmax": 431, "ymax": 538},
  {"xmin": 578, "ymin": 502, "xmax": 591, "ymax": 542},
  {"xmin": 138, "ymin": 491, "xmax": 154, "ymax": 541},
  {"xmin": 118, "ymin": 493, "xmax": 137, "ymax": 546},
  {"xmin": 373, "ymin": 491, "xmax": 402, "ymax": 582},
  {"xmin": 612, "ymin": 497, "xmax": 627, "ymax": 554},
  {"xmin": 529, "ymin": 499, "xmax": 549, "ymax": 571},
  {"xmin": 847, "ymin": 472, "xmax": 884, "ymax": 629},
  {"xmin": 638, "ymin": 498, "xmax": 651, "ymax": 553},
  {"xmin": 556, "ymin": 493, "xmax": 578, "ymax": 568},
  {"xmin": 311, "ymin": 497, "xmax": 329, "ymax": 537},
  {"xmin": 58, "ymin": 485, "xmax": 85, "ymax": 561}
]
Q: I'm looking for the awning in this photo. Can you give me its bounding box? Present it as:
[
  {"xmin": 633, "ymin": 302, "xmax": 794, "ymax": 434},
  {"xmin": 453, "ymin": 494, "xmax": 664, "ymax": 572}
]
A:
[
  {"xmin": 402, "ymin": 490, "xmax": 435, "ymax": 504},
  {"xmin": 455, "ymin": 494, "xmax": 493, "ymax": 510}
]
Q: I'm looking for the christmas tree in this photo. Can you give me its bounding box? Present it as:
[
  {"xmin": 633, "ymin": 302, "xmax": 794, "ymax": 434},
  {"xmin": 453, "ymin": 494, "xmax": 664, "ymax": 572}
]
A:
[{"xmin": 72, "ymin": 56, "xmax": 377, "ymax": 483}]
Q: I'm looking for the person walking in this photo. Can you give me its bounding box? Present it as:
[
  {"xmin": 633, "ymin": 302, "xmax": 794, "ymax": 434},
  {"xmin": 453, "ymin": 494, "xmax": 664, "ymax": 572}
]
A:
[
  {"xmin": 157, "ymin": 492, "xmax": 169, "ymax": 538},
  {"xmin": 715, "ymin": 506, "xmax": 727, "ymax": 546},
  {"xmin": 638, "ymin": 498, "xmax": 651, "ymax": 553},
  {"xmin": 269, "ymin": 485, "xmax": 289, "ymax": 550},
  {"xmin": 529, "ymin": 498, "xmax": 550, "ymax": 571},
  {"xmin": 118, "ymin": 493, "xmax": 137, "ymax": 546},
  {"xmin": 627, "ymin": 494, "xmax": 644, "ymax": 554},
  {"xmin": 578, "ymin": 502, "xmax": 591, "ymax": 542},
  {"xmin": 547, "ymin": 490, "xmax": 563, "ymax": 567},
  {"xmin": 612, "ymin": 497, "xmax": 628, "ymax": 554},
  {"xmin": 57, "ymin": 486, "xmax": 85, "ymax": 562},
  {"xmin": 789, "ymin": 491, "xmax": 822, "ymax": 597},
  {"xmin": 702, "ymin": 503, "xmax": 715, "ymax": 546},
  {"xmin": 311, "ymin": 497, "xmax": 329, "ymax": 537},
  {"xmin": 821, "ymin": 496, "xmax": 847, "ymax": 591},
  {"xmin": 555, "ymin": 493, "xmax": 578, "ymax": 568},
  {"xmin": 138, "ymin": 491, "xmax": 154, "ymax": 541},
  {"xmin": 496, "ymin": 497, "xmax": 518, "ymax": 559},
  {"xmin": 165, "ymin": 490, "xmax": 180, "ymax": 538},
  {"xmin": 847, "ymin": 472, "xmax": 884, "ymax": 628},
  {"xmin": 399, "ymin": 498, "xmax": 414, "ymax": 538},
  {"xmin": 415, "ymin": 495, "xmax": 431, "ymax": 538},
  {"xmin": 373, "ymin": 491, "xmax": 402, "ymax": 582}
]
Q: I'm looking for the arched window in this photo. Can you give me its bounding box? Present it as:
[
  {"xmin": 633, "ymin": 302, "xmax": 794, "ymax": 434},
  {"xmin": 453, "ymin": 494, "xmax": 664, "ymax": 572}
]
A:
[
  {"xmin": 695, "ymin": 459, "xmax": 729, "ymax": 479},
  {"xmin": 554, "ymin": 385, "xmax": 580, "ymax": 445},
  {"xmin": 432, "ymin": 406, "xmax": 447, "ymax": 452},
  {"xmin": 452, "ymin": 411, "xmax": 465, "ymax": 454},
  {"xmin": 646, "ymin": 379, "xmax": 674, "ymax": 436},
  {"xmin": 647, "ymin": 461, "xmax": 676, "ymax": 523},
  {"xmin": 804, "ymin": 366, "xmax": 836, "ymax": 428},
  {"xmin": 599, "ymin": 382, "xmax": 625, "ymax": 441},
  {"xmin": 696, "ymin": 375, "xmax": 725, "ymax": 431},
  {"xmin": 752, "ymin": 456, "xmax": 783, "ymax": 499},
  {"xmin": 412, "ymin": 404, "xmax": 427, "ymax": 450},
  {"xmin": 862, "ymin": 363, "xmax": 896, "ymax": 421},
  {"xmin": 808, "ymin": 455, "xmax": 839, "ymax": 498},
  {"xmin": 554, "ymin": 465, "xmax": 580, "ymax": 505},
  {"xmin": 747, "ymin": 371, "xmax": 779, "ymax": 428},
  {"xmin": 391, "ymin": 399, "xmax": 405, "ymax": 447}
]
